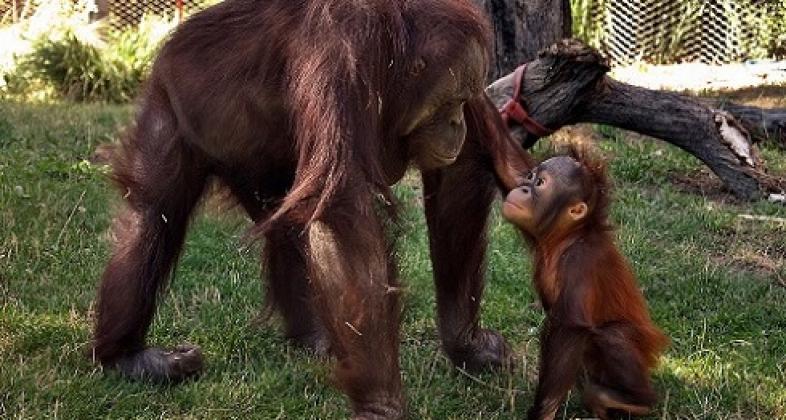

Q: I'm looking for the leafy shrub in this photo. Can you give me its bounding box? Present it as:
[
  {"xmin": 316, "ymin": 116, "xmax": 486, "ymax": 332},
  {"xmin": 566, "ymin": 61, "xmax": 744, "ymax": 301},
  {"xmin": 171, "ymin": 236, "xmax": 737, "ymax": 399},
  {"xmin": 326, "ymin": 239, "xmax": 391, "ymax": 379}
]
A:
[
  {"xmin": 570, "ymin": 0, "xmax": 606, "ymax": 48},
  {"xmin": 735, "ymin": 0, "xmax": 786, "ymax": 60},
  {"xmin": 20, "ymin": 31, "xmax": 108, "ymax": 101},
  {"xmin": 3, "ymin": 9, "xmax": 174, "ymax": 102}
]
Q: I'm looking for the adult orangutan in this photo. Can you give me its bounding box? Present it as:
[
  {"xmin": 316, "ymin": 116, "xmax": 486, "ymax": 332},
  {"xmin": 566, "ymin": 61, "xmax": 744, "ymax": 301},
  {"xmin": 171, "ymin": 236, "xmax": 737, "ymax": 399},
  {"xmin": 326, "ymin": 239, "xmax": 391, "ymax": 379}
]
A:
[{"xmin": 92, "ymin": 0, "xmax": 530, "ymax": 418}]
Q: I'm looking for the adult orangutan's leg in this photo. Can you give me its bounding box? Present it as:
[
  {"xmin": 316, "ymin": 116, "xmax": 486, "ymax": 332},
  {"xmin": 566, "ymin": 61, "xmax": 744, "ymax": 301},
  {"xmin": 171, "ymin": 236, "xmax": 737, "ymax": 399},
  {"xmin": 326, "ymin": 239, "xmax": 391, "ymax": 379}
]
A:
[
  {"xmin": 304, "ymin": 195, "xmax": 403, "ymax": 418},
  {"xmin": 422, "ymin": 145, "xmax": 513, "ymax": 372}
]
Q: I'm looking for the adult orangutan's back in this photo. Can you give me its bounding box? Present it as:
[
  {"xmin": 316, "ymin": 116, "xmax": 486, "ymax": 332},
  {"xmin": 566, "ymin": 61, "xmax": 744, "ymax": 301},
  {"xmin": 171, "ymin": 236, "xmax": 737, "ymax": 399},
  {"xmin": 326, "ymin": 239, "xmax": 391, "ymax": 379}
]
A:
[
  {"xmin": 93, "ymin": 1, "xmax": 519, "ymax": 418},
  {"xmin": 140, "ymin": 0, "xmax": 298, "ymax": 163}
]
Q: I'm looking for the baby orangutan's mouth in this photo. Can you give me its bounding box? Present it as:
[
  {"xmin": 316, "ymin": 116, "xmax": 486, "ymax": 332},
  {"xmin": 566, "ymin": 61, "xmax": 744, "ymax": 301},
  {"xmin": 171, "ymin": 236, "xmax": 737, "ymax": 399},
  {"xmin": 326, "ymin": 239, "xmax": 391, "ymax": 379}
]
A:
[
  {"xmin": 504, "ymin": 188, "xmax": 530, "ymax": 211},
  {"xmin": 503, "ymin": 200, "xmax": 524, "ymax": 211}
]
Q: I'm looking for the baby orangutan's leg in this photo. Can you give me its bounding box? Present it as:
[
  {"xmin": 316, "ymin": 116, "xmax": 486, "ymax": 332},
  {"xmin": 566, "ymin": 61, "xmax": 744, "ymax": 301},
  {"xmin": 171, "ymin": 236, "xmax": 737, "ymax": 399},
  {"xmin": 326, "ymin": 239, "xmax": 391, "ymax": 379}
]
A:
[
  {"xmin": 582, "ymin": 381, "xmax": 651, "ymax": 419},
  {"xmin": 582, "ymin": 323, "xmax": 657, "ymax": 418}
]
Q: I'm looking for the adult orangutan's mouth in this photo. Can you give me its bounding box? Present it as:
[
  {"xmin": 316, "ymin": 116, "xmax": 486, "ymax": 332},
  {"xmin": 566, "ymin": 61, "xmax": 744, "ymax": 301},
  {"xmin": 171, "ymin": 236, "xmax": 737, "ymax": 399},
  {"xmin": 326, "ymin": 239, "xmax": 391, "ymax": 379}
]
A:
[{"xmin": 433, "ymin": 152, "xmax": 460, "ymax": 163}]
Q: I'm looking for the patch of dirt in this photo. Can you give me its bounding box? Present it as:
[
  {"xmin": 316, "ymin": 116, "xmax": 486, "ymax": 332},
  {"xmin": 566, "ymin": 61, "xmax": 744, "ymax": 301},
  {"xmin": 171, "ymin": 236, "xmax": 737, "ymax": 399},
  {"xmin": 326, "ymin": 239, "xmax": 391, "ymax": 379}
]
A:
[
  {"xmin": 758, "ymin": 170, "xmax": 786, "ymax": 195},
  {"xmin": 650, "ymin": 165, "xmax": 786, "ymax": 286},
  {"xmin": 670, "ymin": 166, "xmax": 786, "ymax": 204},
  {"xmin": 710, "ymin": 228, "xmax": 786, "ymax": 287},
  {"xmin": 669, "ymin": 169, "xmax": 742, "ymax": 204},
  {"xmin": 710, "ymin": 255, "xmax": 784, "ymax": 286},
  {"xmin": 199, "ymin": 185, "xmax": 249, "ymax": 222}
]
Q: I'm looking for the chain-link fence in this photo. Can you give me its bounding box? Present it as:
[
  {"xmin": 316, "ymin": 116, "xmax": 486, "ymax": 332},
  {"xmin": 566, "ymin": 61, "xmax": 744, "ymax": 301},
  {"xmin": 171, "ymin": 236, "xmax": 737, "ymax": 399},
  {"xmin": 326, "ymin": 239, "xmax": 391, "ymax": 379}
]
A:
[
  {"xmin": 600, "ymin": 0, "xmax": 784, "ymax": 65},
  {"xmin": 0, "ymin": 0, "xmax": 217, "ymax": 26},
  {"xmin": 3, "ymin": 0, "xmax": 784, "ymax": 64},
  {"xmin": 105, "ymin": 0, "xmax": 216, "ymax": 28},
  {"xmin": 0, "ymin": 0, "xmax": 22, "ymax": 23}
]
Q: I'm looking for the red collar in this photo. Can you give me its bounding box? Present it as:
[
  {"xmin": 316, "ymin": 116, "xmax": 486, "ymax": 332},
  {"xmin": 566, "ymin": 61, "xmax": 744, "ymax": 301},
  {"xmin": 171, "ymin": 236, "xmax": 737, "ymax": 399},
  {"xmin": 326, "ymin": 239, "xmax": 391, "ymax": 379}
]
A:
[{"xmin": 498, "ymin": 64, "xmax": 555, "ymax": 139}]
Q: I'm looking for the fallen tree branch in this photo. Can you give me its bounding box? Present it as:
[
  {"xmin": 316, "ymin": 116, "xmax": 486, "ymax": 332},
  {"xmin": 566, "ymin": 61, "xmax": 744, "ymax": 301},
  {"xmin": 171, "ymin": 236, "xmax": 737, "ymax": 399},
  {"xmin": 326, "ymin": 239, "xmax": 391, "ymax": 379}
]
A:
[{"xmin": 485, "ymin": 39, "xmax": 782, "ymax": 200}]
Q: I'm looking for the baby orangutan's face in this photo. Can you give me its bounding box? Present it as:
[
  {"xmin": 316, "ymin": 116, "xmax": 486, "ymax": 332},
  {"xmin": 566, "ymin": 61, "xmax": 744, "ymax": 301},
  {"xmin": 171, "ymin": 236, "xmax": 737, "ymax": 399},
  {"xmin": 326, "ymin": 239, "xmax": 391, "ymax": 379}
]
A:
[{"xmin": 502, "ymin": 156, "xmax": 589, "ymax": 237}]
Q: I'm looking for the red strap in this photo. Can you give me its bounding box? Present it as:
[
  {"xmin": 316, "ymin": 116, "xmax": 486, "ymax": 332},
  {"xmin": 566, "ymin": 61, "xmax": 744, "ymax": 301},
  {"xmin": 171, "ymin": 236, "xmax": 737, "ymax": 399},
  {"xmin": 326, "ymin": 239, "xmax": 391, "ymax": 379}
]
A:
[{"xmin": 499, "ymin": 64, "xmax": 555, "ymax": 138}]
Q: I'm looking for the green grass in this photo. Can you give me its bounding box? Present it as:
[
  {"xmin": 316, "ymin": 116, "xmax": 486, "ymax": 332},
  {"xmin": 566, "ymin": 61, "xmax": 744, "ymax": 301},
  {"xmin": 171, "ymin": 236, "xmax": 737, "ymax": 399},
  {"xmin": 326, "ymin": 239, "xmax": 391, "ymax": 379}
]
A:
[{"xmin": 1, "ymin": 99, "xmax": 785, "ymax": 419}]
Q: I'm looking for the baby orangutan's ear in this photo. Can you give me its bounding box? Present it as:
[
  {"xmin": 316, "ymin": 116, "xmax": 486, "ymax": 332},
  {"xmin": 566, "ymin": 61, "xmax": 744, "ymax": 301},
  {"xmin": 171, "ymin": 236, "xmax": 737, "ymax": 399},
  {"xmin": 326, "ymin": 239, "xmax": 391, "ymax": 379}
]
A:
[{"xmin": 568, "ymin": 202, "xmax": 588, "ymax": 222}]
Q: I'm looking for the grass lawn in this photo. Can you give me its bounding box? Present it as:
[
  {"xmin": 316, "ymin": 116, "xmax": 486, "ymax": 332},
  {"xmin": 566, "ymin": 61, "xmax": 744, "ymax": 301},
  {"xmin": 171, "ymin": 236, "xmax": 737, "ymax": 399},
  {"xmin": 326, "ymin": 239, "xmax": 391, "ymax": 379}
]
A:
[{"xmin": 1, "ymin": 96, "xmax": 785, "ymax": 419}]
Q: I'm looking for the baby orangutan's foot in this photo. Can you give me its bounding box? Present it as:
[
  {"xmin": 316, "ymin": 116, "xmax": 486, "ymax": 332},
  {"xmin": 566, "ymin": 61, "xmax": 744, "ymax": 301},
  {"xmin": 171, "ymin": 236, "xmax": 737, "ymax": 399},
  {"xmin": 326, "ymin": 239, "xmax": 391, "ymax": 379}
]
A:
[{"xmin": 583, "ymin": 383, "xmax": 651, "ymax": 419}]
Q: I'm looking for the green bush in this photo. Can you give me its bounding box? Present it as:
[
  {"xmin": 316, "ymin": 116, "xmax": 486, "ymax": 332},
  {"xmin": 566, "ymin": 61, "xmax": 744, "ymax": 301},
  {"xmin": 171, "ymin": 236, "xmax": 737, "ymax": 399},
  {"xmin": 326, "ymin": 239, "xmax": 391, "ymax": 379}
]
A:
[
  {"xmin": 20, "ymin": 31, "xmax": 109, "ymax": 101},
  {"xmin": 570, "ymin": 0, "xmax": 605, "ymax": 48},
  {"xmin": 736, "ymin": 0, "xmax": 786, "ymax": 60},
  {"xmin": 4, "ymin": 15, "xmax": 173, "ymax": 102}
]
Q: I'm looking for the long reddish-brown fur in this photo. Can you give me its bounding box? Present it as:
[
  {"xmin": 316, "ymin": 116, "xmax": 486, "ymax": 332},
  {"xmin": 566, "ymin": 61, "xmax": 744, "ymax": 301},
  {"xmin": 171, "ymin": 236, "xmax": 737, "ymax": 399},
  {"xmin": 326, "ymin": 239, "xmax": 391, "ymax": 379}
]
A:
[
  {"xmin": 528, "ymin": 220, "xmax": 668, "ymax": 418},
  {"xmin": 92, "ymin": 1, "xmax": 530, "ymax": 418},
  {"xmin": 497, "ymin": 146, "xmax": 667, "ymax": 419}
]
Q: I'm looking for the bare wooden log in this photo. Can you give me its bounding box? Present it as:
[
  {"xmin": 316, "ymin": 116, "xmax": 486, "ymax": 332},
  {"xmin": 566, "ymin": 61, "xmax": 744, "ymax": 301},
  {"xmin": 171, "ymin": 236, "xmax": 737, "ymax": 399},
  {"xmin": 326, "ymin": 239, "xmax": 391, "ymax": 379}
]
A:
[
  {"xmin": 580, "ymin": 80, "xmax": 761, "ymax": 199},
  {"xmin": 486, "ymin": 39, "xmax": 766, "ymax": 200}
]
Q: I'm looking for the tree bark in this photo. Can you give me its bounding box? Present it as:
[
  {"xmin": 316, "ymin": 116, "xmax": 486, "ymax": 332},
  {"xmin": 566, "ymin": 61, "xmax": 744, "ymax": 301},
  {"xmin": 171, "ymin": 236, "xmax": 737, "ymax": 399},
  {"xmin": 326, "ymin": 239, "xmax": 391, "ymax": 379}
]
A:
[
  {"xmin": 486, "ymin": 40, "xmax": 765, "ymax": 200},
  {"xmin": 475, "ymin": 0, "xmax": 571, "ymax": 79},
  {"xmin": 581, "ymin": 80, "xmax": 761, "ymax": 198}
]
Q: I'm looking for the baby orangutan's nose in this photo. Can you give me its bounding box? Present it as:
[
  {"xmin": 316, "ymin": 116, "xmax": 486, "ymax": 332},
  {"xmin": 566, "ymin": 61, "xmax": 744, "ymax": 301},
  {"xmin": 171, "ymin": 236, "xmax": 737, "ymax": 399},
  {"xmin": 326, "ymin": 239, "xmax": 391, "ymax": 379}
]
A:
[{"xmin": 520, "ymin": 185, "xmax": 531, "ymax": 195}]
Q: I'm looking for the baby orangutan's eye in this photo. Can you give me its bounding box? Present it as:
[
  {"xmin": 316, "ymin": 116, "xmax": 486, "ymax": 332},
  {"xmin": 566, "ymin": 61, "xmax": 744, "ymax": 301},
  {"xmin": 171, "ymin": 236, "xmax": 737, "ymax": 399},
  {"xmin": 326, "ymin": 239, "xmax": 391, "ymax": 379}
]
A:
[
  {"xmin": 536, "ymin": 178, "xmax": 545, "ymax": 186},
  {"xmin": 526, "ymin": 171, "xmax": 536, "ymax": 181}
]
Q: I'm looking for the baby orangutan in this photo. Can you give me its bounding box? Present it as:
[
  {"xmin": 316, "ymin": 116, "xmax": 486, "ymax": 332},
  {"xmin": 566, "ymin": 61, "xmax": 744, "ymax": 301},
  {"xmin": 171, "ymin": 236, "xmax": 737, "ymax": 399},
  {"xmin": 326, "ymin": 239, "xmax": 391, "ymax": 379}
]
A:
[{"xmin": 500, "ymin": 150, "xmax": 668, "ymax": 420}]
